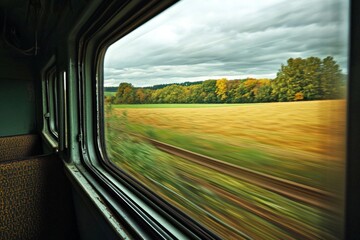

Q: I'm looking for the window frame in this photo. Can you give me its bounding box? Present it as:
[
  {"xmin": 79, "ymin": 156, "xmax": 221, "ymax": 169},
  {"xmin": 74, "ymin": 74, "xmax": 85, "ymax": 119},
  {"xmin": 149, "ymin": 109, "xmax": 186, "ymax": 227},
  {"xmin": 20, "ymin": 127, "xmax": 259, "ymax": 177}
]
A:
[
  {"xmin": 73, "ymin": 0, "xmax": 221, "ymax": 239},
  {"xmin": 345, "ymin": 0, "xmax": 360, "ymax": 238}
]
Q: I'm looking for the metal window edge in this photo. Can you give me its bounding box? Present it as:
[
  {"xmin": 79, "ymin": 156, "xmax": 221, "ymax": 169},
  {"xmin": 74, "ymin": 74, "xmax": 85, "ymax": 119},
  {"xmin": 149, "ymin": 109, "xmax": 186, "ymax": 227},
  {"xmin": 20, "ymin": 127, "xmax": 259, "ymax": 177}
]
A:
[
  {"xmin": 64, "ymin": 162, "xmax": 131, "ymax": 239},
  {"xmin": 42, "ymin": 130, "xmax": 59, "ymax": 151}
]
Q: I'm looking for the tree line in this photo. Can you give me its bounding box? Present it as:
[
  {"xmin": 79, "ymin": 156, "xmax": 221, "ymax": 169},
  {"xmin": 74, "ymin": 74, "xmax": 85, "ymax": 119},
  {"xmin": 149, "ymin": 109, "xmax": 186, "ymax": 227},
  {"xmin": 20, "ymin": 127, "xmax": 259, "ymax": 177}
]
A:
[{"xmin": 106, "ymin": 56, "xmax": 345, "ymax": 104}]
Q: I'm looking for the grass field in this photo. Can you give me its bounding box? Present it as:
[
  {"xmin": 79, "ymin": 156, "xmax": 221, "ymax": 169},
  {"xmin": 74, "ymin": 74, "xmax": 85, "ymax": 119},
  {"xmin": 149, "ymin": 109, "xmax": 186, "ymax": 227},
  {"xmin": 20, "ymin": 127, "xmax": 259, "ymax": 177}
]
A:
[
  {"xmin": 105, "ymin": 91, "xmax": 116, "ymax": 97},
  {"xmin": 105, "ymin": 100, "xmax": 346, "ymax": 239}
]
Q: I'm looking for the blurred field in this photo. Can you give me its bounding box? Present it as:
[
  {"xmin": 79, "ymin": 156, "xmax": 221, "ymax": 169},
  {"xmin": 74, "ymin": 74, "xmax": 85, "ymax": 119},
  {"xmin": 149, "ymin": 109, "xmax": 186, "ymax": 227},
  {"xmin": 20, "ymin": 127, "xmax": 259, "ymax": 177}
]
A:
[
  {"xmin": 106, "ymin": 133, "xmax": 338, "ymax": 239},
  {"xmin": 105, "ymin": 100, "xmax": 346, "ymax": 239},
  {"xmin": 111, "ymin": 100, "xmax": 346, "ymax": 191}
]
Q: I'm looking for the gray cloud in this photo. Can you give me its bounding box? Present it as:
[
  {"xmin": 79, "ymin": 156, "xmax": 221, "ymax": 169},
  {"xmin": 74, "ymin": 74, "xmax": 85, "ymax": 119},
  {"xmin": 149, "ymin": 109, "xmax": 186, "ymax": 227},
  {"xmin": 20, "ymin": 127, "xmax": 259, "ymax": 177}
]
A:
[{"xmin": 104, "ymin": 0, "xmax": 349, "ymax": 87}]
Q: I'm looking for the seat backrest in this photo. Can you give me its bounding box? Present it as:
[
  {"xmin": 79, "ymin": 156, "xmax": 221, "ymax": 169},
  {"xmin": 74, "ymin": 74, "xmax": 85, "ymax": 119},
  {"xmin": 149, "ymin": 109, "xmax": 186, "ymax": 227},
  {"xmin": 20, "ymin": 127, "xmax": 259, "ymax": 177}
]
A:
[{"xmin": 0, "ymin": 134, "xmax": 42, "ymax": 161}]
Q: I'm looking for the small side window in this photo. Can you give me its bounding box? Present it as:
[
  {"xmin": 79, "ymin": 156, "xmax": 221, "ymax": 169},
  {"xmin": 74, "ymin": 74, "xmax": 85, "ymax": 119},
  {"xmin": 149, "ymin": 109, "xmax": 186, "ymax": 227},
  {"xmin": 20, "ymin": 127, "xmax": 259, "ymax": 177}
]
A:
[{"xmin": 44, "ymin": 66, "xmax": 59, "ymax": 142}]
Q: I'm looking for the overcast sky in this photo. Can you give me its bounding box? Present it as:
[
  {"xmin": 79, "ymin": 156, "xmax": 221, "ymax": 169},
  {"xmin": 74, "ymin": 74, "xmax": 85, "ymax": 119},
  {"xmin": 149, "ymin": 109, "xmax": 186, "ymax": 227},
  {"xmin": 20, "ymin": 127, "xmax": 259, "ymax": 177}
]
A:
[{"xmin": 104, "ymin": 0, "xmax": 349, "ymax": 87}]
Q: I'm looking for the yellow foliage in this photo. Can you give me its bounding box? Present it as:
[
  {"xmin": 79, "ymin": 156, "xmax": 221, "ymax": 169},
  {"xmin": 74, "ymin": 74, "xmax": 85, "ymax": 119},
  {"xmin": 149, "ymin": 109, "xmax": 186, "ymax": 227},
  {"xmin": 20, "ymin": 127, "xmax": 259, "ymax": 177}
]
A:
[
  {"xmin": 215, "ymin": 78, "xmax": 228, "ymax": 100},
  {"xmin": 294, "ymin": 92, "xmax": 304, "ymax": 101}
]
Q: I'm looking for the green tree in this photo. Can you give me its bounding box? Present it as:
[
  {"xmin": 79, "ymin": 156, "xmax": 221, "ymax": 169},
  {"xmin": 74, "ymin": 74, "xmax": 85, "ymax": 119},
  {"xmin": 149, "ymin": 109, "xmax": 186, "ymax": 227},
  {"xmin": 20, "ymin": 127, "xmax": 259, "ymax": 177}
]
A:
[
  {"xmin": 161, "ymin": 85, "xmax": 186, "ymax": 103},
  {"xmin": 254, "ymin": 80, "xmax": 273, "ymax": 102},
  {"xmin": 320, "ymin": 56, "xmax": 343, "ymax": 99},
  {"xmin": 188, "ymin": 85, "xmax": 202, "ymax": 103},
  {"xmin": 272, "ymin": 56, "xmax": 343, "ymax": 101},
  {"xmin": 272, "ymin": 57, "xmax": 322, "ymax": 101},
  {"xmin": 201, "ymin": 80, "xmax": 218, "ymax": 103}
]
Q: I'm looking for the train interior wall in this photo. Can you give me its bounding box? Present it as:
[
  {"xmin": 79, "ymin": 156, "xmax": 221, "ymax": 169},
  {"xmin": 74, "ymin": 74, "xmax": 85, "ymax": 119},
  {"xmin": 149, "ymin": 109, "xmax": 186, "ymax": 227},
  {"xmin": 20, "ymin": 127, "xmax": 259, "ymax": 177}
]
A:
[
  {"xmin": 0, "ymin": 47, "xmax": 37, "ymax": 137},
  {"xmin": 0, "ymin": 1, "xmax": 120, "ymax": 239},
  {"xmin": 0, "ymin": 43, "xmax": 79, "ymax": 239}
]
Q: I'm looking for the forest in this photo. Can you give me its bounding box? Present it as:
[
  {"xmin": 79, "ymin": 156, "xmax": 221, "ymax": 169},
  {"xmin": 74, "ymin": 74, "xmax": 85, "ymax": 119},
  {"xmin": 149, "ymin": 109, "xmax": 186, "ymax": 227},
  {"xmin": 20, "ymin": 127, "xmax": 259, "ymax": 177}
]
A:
[{"xmin": 105, "ymin": 56, "xmax": 346, "ymax": 104}]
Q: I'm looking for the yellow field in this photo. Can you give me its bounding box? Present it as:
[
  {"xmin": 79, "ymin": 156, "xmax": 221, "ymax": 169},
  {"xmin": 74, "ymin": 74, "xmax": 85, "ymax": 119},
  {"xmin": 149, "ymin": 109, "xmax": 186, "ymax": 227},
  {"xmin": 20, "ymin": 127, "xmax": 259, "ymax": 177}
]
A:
[
  {"xmin": 114, "ymin": 100, "xmax": 345, "ymax": 159},
  {"xmin": 112, "ymin": 100, "xmax": 346, "ymax": 189}
]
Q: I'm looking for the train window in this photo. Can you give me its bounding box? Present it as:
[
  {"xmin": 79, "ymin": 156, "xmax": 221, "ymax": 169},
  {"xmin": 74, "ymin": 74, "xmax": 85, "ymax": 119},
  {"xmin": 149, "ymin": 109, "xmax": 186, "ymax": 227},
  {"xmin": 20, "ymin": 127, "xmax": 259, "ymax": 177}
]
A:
[
  {"xmin": 44, "ymin": 66, "xmax": 59, "ymax": 139},
  {"xmin": 102, "ymin": 0, "xmax": 348, "ymax": 238}
]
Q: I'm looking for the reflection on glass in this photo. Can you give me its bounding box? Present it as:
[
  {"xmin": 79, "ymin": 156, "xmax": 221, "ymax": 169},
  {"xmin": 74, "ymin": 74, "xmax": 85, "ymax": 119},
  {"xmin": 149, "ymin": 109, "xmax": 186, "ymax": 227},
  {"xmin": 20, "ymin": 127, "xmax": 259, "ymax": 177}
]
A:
[{"xmin": 104, "ymin": 0, "xmax": 348, "ymax": 239}]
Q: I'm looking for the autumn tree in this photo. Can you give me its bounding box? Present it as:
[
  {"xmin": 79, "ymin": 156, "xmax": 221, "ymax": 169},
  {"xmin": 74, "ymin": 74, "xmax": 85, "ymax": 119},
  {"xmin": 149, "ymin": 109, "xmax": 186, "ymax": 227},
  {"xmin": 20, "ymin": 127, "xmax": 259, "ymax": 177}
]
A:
[
  {"xmin": 134, "ymin": 88, "xmax": 148, "ymax": 103},
  {"xmin": 215, "ymin": 78, "xmax": 228, "ymax": 101},
  {"xmin": 114, "ymin": 83, "xmax": 135, "ymax": 103}
]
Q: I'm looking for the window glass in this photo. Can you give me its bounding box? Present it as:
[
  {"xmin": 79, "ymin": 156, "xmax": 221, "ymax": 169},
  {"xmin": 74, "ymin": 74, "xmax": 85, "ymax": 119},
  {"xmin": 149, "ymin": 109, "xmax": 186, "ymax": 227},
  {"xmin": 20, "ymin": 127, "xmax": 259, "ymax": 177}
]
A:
[
  {"xmin": 52, "ymin": 74, "xmax": 59, "ymax": 133},
  {"xmin": 103, "ymin": 0, "xmax": 348, "ymax": 238}
]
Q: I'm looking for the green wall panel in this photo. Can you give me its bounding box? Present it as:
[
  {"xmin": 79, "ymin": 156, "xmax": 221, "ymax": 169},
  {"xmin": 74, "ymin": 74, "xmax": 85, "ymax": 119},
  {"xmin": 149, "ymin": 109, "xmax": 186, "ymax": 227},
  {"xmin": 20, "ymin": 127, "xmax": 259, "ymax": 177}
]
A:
[{"xmin": 0, "ymin": 52, "xmax": 36, "ymax": 137}]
